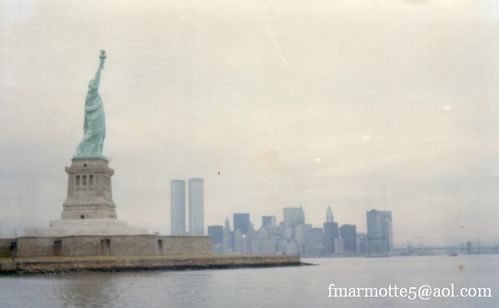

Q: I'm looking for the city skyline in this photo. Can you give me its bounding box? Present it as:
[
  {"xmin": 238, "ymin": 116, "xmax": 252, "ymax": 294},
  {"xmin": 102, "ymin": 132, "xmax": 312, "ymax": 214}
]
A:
[
  {"xmin": 208, "ymin": 205, "xmax": 497, "ymax": 255},
  {"xmin": 2, "ymin": 0, "xmax": 499, "ymax": 247}
]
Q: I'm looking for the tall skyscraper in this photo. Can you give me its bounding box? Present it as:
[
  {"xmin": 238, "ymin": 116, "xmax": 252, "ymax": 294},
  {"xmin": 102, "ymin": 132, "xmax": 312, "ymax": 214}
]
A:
[
  {"xmin": 170, "ymin": 180, "xmax": 186, "ymax": 235},
  {"xmin": 261, "ymin": 216, "xmax": 277, "ymax": 229},
  {"xmin": 208, "ymin": 225, "xmax": 224, "ymax": 253},
  {"xmin": 303, "ymin": 226, "xmax": 324, "ymax": 257},
  {"xmin": 326, "ymin": 206, "xmax": 334, "ymax": 223},
  {"xmin": 366, "ymin": 209, "xmax": 393, "ymax": 255},
  {"xmin": 224, "ymin": 216, "xmax": 231, "ymax": 232},
  {"xmin": 283, "ymin": 207, "xmax": 305, "ymax": 229},
  {"xmin": 188, "ymin": 178, "xmax": 204, "ymax": 235},
  {"xmin": 323, "ymin": 222, "xmax": 338, "ymax": 256},
  {"xmin": 207, "ymin": 225, "xmax": 224, "ymax": 246},
  {"xmin": 223, "ymin": 216, "xmax": 233, "ymax": 252},
  {"xmin": 233, "ymin": 213, "xmax": 250, "ymax": 235},
  {"xmin": 340, "ymin": 224, "xmax": 357, "ymax": 253}
]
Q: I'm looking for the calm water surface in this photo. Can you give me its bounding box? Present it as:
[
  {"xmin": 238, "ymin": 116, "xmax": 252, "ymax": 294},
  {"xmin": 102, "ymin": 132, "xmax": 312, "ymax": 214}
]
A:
[{"xmin": 0, "ymin": 255, "xmax": 498, "ymax": 307}]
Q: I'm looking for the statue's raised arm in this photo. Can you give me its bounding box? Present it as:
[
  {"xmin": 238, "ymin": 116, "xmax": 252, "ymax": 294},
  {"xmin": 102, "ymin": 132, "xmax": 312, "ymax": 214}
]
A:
[{"xmin": 91, "ymin": 50, "xmax": 106, "ymax": 90}]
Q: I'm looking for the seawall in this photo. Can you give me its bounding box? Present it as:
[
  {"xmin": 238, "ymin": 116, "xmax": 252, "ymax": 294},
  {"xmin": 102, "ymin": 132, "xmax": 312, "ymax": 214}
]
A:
[{"xmin": 0, "ymin": 255, "xmax": 302, "ymax": 274}]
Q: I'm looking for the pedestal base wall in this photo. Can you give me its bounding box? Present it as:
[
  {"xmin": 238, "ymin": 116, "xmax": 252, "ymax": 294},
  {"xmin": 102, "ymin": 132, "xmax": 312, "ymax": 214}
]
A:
[
  {"xmin": 4, "ymin": 235, "xmax": 211, "ymax": 258},
  {"xmin": 0, "ymin": 239, "xmax": 15, "ymax": 258}
]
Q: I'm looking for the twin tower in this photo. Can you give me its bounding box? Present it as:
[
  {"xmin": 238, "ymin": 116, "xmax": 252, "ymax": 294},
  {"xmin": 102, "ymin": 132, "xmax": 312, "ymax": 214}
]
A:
[{"xmin": 171, "ymin": 178, "xmax": 204, "ymax": 235}]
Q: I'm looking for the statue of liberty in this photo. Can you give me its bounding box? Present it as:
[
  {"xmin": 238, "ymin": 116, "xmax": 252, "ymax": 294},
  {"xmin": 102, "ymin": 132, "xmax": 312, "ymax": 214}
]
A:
[{"xmin": 75, "ymin": 50, "xmax": 107, "ymax": 158}]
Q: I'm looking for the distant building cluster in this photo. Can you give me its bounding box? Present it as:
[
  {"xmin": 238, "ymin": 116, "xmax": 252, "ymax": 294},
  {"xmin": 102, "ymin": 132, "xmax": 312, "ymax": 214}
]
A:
[
  {"xmin": 167, "ymin": 179, "xmax": 499, "ymax": 257},
  {"xmin": 169, "ymin": 178, "xmax": 393, "ymax": 256},
  {"xmin": 206, "ymin": 206, "xmax": 393, "ymax": 257},
  {"xmin": 170, "ymin": 178, "xmax": 204, "ymax": 235}
]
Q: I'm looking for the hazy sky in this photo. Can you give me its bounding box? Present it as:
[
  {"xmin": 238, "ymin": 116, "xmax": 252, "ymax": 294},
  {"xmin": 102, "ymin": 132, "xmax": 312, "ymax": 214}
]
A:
[{"xmin": 1, "ymin": 0, "xmax": 499, "ymax": 245}]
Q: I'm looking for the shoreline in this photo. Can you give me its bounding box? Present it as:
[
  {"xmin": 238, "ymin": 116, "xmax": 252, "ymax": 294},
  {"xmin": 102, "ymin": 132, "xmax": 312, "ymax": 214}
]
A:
[{"xmin": 0, "ymin": 254, "xmax": 304, "ymax": 275}]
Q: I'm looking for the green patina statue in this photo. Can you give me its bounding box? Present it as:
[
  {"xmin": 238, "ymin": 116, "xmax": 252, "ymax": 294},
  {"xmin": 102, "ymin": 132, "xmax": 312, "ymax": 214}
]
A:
[{"xmin": 75, "ymin": 50, "xmax": 107, "ymax": 159}]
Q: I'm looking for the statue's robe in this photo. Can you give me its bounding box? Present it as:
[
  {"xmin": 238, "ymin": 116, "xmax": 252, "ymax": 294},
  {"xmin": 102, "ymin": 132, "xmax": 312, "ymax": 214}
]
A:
[{"xmin": 75, "ymin": 78, "xmax": 106, "ymax": 157}]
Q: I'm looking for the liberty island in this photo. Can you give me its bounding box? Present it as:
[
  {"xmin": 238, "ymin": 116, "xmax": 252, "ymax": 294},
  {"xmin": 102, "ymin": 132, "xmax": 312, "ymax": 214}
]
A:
[{"xmin": 0, "ymin": 51, "xmax": 300, "ymax": 273}]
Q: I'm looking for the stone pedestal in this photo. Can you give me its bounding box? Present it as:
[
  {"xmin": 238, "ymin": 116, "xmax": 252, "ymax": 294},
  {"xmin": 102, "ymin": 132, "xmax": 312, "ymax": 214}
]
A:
[
  {"xmin": 23, "ymin": 157, "xmax": 148, "ymax": 236},
  {"xmin": 61, "ymin": 158, "xmax": 117, "ymax": 220}
]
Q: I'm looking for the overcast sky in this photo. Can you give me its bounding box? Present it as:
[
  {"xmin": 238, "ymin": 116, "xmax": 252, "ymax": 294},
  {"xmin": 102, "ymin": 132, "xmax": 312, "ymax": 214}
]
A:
[{"xmin": 1, "ymin": 0, "xmax": 499, "ymax": 246}]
